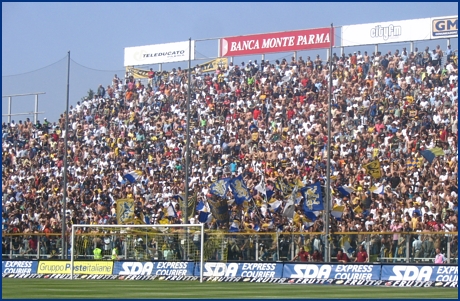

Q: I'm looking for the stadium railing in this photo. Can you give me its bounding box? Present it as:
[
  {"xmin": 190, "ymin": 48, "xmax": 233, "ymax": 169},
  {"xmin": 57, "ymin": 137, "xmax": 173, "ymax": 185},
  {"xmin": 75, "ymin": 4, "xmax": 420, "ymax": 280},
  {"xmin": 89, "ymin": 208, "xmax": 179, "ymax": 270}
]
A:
[{"xmin": 2, "ymin": 231, "xmax": 457, "ymax": 264}]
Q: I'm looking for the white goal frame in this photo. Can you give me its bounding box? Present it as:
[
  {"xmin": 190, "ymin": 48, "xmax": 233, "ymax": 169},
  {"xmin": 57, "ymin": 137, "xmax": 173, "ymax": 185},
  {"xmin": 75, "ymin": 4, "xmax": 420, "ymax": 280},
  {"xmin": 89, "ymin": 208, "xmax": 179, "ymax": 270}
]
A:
[{"xmin": 70, "ymin": 223, "xmax": 204, "ymax": 282}]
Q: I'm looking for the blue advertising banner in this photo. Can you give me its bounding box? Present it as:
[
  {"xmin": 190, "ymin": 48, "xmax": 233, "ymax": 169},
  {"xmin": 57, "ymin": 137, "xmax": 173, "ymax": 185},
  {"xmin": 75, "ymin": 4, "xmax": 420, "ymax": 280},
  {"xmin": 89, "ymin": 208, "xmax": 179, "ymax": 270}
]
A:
[
  {"xmin": 2, "ymin": 261, "xmax": 38, "ymax": 274},
  {"xmin": 113, "ymin": 261, "xmax": 194, "ymax": 276},
  {"xmin": 283, "ymin": 263, "xmax": 381, "ymax": 280},
  {"xmin": 195, "ymin": 262, "xmax": 283, "ymax": 278},
  {"xmin": 381, "ymin": 265, "xmax": 458, "ymax": 282}
]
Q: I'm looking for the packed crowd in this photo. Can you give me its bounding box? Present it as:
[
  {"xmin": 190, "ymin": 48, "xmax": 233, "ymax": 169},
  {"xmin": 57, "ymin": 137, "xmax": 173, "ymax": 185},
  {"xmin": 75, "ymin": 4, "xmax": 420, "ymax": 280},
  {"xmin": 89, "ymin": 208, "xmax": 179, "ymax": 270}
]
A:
[{"xmin": 2, "ymin": 43, "xmax": 458, "ymax": 260}]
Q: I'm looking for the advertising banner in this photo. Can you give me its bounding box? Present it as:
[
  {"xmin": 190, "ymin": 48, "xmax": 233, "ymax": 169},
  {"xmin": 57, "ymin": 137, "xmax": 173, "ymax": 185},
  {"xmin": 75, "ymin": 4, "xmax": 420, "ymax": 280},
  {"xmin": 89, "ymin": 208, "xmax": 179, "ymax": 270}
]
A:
[
  {"xmin": 381, "ymin": 265, "xmax": 458, "ymax": 282},
  {"xmin": 219, "ymin": 28, "xmax": 334, "ymax": 57},
  {"xmin": 37, "ymin": 261, "xmax": 113, "ymax": 275},
  {"xmin": 113, "ymin": 261, "xmax": 194, "ymax": 276},
  {"xmin": 125, "ymin": 57, "xmax": 228, "ymax": 78},
  {"xmin": 283, "ymin": 263, "xmax": 381, "ymax": 280},
  {"xmin": 196, "ymin": 262, "xmax": 283, "ymax": 278},
  {"xmin": 341, "ymin": 18, "xmax": 431, "ymax": 47},
  {"xmin": 431, "ymin": 16, "xmax": 458, "ymax": 39},
  {"xmin": 2, "ymin": 261, "xmax": 38, "ymax": 274},
  {"xmin": 124, "ymin": 40, "xmax": 195, "ymax": 67}
]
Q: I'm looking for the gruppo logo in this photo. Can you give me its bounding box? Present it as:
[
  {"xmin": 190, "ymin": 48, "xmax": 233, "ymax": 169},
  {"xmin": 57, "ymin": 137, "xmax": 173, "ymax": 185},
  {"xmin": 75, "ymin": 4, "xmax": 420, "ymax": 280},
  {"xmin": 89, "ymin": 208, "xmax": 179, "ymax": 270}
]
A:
[
  {"xmin": 432, "ymin": 17, "xmax": 458, "ymax": 37},
  {"xmin": 370, "ymin": 24, "xmax": 402, "ymax": 41}
]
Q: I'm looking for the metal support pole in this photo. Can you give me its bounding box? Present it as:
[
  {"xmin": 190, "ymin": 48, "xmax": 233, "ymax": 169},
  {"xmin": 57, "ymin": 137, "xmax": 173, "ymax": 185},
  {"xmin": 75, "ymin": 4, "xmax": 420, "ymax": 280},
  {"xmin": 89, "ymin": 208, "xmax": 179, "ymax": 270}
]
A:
[
  {"xmin": 62, "ymin": 51, "xmax": 71, "ymax": 259},
  {"xmin": 375, "ymin": 44, "xmax": 379, "ymax": 55},
  {"xmin": 9, "ymin": 240, "xmax": 12, "ymax": 259},
  {"xmin": 200, "ymin": 223, "xmax": 204, "ymax": 283},
  {"xmin": 183, "ymin": 38, "xmax": 193, "ymax": 260},
  {"xmin": 276, "ymin": 232, "xmax": 279, "ymax": 261},
  {"xmin": 255, "ymin": 236, "xmax": 259, "ymax": 261},
  {"xmin": 324, "ymin": 23, "xmax": 333, "ymax": 263},
  {"xmin": 447, "ymin": 235, "xmax": 451, "ymax": 264},
  {"xmin": 291, "ymin": 233, "xmax": 295, "ymax": 261},
  {"xmin": 159, "ymin": 64, "xmax": 162, "ymax": 72},
  {"xmin": 8, "ymin": 96, "xmax": 12, "ymax": 124},
  {"xmin": 70, "ymin": 225, "xmax": 75, "ymax": 279},
  {"xmin": 447, "ymin": 38, "xmax": 451, "ymax": 47},
  {"xmin": 293, "ymin": 51, "xmax": 297, "ymax": 60},
  {"xmin": 261, "ymin": 54, "xmax": 265, "ymax": 61},
  {"xmin": 405, "ymin": 234, "xmax": 410, "ymax": 263},
  {"xmin": 37, "ymin": 239, "xmax": 40, "ymax": 259},
  {"xmin": 230, "ymin": 57, "xmax": 233, "ymax": 64},
  {"xmin": 340, "ymin": 47, "xmax": 344, "ymax": 56},
  {"xmin": 366, "ymin": 235, "xmax": 371, "ymax": 261},
  {"xmin": 34, "ymin": 94, "xmax": 39, "ymax": 124},
  {"xmin": 410, "ymin": 42, "xmax": 414, "ymax": 54}
]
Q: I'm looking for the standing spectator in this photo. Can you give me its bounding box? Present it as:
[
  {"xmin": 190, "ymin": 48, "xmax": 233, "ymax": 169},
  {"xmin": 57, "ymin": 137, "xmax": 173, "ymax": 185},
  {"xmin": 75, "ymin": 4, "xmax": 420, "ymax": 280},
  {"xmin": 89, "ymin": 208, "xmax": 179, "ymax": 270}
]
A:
[
  {"xmin": 355, "ymin": 245, "xmax": 368, "ymax": 263},
  {"xmin": 291, "ymin": 246, "xmax": 310, "ymax": 262},
  {"xmin": 434, "ymin": 248, "xmax": 446, "ymax": 264}
]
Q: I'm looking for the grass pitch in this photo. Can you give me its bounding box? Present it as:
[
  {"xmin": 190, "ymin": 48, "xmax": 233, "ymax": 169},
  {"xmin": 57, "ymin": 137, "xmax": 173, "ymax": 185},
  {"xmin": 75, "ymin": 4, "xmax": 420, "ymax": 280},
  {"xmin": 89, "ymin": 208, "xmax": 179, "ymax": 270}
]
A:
[{"xmin": 2, "ymin": 279, "xmax": 458, "ymax": 299}]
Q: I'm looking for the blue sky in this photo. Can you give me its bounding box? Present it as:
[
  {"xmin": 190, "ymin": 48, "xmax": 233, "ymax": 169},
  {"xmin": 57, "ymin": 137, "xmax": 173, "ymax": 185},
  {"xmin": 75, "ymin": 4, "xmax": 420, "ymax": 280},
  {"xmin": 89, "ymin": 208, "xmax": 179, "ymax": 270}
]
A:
[{"xmin": 2, "ymin": 2, "xmax": 458, "ymax": 123}]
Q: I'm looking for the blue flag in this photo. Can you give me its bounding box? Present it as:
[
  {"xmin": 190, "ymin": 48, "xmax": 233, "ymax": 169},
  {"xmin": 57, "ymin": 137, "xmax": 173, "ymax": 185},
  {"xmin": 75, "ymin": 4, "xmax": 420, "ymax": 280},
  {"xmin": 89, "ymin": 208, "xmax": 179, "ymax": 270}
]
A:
[
  {"xmin": 301, "ymin": 182, "xmax": 324, "ymax": 212},
  {"xmin": 229, "ymin": 175, "xmax": 251, "ymax": 205},
  {"xmin": 198, "ymin": 211, "xmax": 210, "ymax": 223},
  {"xmin": 210, "ymin": 178, "xmax": 230, "ymax": 198}
]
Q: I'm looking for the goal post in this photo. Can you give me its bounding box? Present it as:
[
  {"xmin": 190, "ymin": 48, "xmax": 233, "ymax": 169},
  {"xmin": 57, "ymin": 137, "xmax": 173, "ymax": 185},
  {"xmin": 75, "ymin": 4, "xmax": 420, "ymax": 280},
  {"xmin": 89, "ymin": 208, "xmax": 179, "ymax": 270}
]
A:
[{"xmin": 70, "ymin": 223, "xmax": 204, "ymax": 282}]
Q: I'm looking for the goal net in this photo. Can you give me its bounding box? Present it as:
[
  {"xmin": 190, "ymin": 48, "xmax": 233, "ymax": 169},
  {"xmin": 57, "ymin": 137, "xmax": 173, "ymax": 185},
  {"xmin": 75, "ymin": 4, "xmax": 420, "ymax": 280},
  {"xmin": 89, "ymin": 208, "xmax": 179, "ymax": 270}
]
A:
[{"xmin": 70, "ymin": 224, "xmax": 204, "ymax": 282}]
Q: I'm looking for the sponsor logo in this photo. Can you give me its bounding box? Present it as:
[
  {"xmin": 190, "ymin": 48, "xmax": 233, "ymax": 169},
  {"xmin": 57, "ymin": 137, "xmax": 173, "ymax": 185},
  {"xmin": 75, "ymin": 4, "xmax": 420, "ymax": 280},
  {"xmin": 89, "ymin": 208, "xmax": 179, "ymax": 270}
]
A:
[
  {"xmin": 37, "ymin": 261, "xmax": 113, "ymax": 275},
  {"xmin": 119, "ymin": 262, "xmax": 154, "ymax": 276},
  {"xmin": 203, "ymin": 262, "xmax": 280, "ymax": 278},
  {"xmin": 432, "ymin": 17, "xmax": 458, "ymax": 37},
  {"xmin": 387, "ymin": 266, "xmax": 433, "ymax": 282},
  {"xmin": 369, "ymin": 25, "xmax": 402, "ymax": 40},
  {"xmin": 290, "ymin": 264, "xmax": 332, "ymax": 279},
  {"xmin": 220, "ymin": 28, "xmax": 333, "ymax": 57},
  {"xmin": 2, "ymin": 261, "xmax": 36, "ymax": 274}
]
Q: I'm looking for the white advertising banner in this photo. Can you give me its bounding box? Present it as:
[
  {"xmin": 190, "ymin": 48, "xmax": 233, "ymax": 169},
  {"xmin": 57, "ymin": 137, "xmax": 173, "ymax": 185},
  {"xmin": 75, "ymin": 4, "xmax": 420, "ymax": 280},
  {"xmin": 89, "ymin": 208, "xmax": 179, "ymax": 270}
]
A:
[
  {"xmin": 431, "ymin": 16, "xmax": 458, "ymax": 39},
  {"xmin": 124, "ymin": 40, "xmax": 195, "ymax": 66},
  {"xmin": 341, "ymin": 18, "xmax": 431, "ymax": 47}
]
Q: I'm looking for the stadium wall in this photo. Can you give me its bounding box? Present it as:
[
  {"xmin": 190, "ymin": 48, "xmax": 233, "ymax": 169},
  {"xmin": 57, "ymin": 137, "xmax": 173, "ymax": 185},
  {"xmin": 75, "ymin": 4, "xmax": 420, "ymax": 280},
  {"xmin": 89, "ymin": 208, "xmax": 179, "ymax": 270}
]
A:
[{"xmin": 2, "ymin": 260, "xmax": 457, "ymax": 287}]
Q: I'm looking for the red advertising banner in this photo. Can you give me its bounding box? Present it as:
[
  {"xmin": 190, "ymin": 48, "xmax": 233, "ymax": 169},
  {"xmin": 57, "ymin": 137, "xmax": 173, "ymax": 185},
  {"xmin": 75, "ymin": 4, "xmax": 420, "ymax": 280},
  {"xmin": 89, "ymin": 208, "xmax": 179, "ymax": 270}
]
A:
[{"xmin": 219, "ymin": 27, "xmax": 334, "ymax": 57}]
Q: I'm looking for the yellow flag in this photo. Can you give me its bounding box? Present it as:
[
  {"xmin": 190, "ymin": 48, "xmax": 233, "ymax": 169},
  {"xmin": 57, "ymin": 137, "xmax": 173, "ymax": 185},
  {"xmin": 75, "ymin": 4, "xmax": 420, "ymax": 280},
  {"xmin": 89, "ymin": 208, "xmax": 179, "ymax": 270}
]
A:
[
  {"xmin": 363, "ymin": 160, "xmax": 381, "ymax": 179},
  {"xmin": 116, "ymin": 198, "xmax": 135, "ymax": 224}
]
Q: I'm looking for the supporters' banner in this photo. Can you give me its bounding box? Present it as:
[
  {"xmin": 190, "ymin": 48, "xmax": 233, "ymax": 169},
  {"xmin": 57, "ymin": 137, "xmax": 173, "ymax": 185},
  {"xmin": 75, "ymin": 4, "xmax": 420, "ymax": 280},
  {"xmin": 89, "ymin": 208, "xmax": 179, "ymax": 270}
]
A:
[
  {"xmin": 116, "ymin": 198, "xmax": 135, "ymax": 224},
  {"xmin": 363, "ymin": 160, "xmax": 381, "ymax": 179},
  {"xmin": 420, "ymin": 147, "xmax": 445, "ymax": 164},
  {"xmin": 200, "ymin": 57, "xmax": 228, "ymax": 73},
  {"xmin": 124, "ymin": 170, "xmax": 142, "ymax": 183},
  {"xmin": 229, "ymin": 175, "xmax": 251, "ymax": 205},
  {"xmin": 341, "ymin": 18, "xmax": 430, "ymax": 47},
  {"xmin": 2, "ymin": 261, "xmax": 38, "ymax": 274},
  {"xmin": 300, "ymin": 182, "xmax": 324, "ymax": 212},
  {"xmin": 37, "ymin": 261, "xmax": 113, "ymax": 275},
  {"xmin": 219, "ymin": 27, "xmax": 334, "ymax": 57},
  {"xmin": 125, "ymin": 66, "xmax": 151, "ymax": 79},
  {"xmin": 172, "ymin": 193, "xmax": 196, "ymax": 220},
  {"xmin": 124, "ymin": 40, "xmax": 195, "ymax": 66},
  {"xmin": 381, "ymin": 265, "xmax": 457, "ymax": 282},
  {"xmin": 113, "ymin": 262, "xmax": 194, "ymax": 276},
  {"xmin": 282, "ymin": 186, "xmax": 297, "ymax": 218},
  {"xmin": 283, "ymin": 263, "xmax": 381, "ymax": 280},
  {"xmin": 208, "ymin": 197, "xmax": 230, "ymax": 228},
  {"xmin": 125, "ymin": 57, "xmax": 228, "ymax": 78},
  {"xmin": 431, "ymin": 16, "xmax": 458, "ymax": 39},
  {"xmin": 210, "ymin": 178, "xmax": 230, "ymax": 198},
  {"xmin": 331, "ymin": 205, "xmax": 345, "ymax": 221},
  {"xmin": 196, "ymin": 262, "xmax": 283, "ymax": 278}
]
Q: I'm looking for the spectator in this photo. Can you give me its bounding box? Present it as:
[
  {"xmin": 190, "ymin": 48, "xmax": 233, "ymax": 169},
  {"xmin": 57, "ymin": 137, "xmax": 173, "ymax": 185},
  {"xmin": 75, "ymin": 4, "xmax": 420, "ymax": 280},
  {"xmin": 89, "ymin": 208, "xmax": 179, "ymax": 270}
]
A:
[
  {"xmin": 336, "ymin": 249, "xmax": 350, "ymax": 263},
  {"xmin": 292, "ymin": 246, "xmax": 310, "ymax": 262},
  {"xmin": 355, "ymin": 245, "xmax": 368, "ymax": 263},
  {"xmin": 434, "ymin": 247, "xmax": 446, "ymax": 264}
]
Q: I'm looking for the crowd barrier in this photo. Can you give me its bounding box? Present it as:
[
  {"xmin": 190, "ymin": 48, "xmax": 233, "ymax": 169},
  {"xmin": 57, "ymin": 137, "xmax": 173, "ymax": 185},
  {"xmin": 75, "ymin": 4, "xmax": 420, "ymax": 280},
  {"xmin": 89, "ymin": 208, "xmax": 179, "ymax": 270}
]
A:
[
  {"xmin": 2, "ymin": 259, "xmax": 457, "ymax": 287},
  {"xmin": 2, "ymin": 231, "xmax": 458, "ymax": 264}
]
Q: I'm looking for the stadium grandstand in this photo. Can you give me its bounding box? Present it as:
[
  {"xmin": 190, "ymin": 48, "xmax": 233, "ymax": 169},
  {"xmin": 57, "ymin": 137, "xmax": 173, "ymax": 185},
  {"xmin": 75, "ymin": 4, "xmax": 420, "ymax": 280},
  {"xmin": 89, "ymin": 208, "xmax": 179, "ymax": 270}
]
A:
[{"xmin": 2, "ymin": 41, "xmax": 458, "ymax": 265}]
